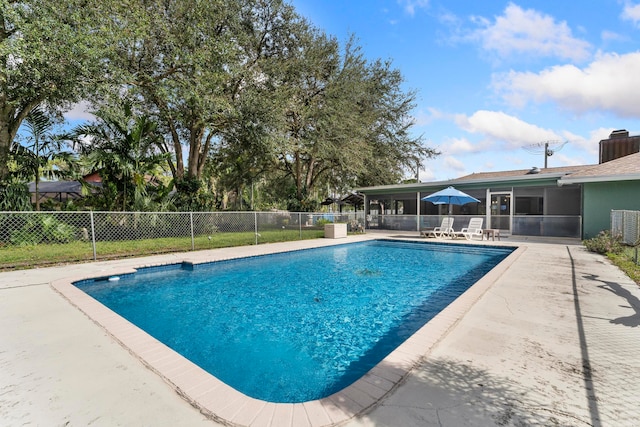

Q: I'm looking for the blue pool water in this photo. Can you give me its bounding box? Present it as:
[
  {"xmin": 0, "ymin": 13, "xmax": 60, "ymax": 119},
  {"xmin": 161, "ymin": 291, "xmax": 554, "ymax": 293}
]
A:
[{"xmin": 75, "ymin": 240, "xmax": 512, "ymax": 403}]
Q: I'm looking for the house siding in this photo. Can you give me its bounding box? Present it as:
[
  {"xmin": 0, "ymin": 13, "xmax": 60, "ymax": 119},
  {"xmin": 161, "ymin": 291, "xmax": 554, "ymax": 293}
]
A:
[{"xmin": 582, "ymin": 181, "xmax": 640, "ymax": 239}]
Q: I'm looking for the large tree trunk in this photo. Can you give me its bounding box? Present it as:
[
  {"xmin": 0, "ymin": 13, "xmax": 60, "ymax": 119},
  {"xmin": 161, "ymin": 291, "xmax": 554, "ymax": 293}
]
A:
[
  {"xmin": 0, "ymin": 121, "xmax": 11, "ymax": 181},
  {"xmin": 295, "ymin": 151, "xmax": 302, "ymax": 200},
  {"xmin": 197, "ymin": 132, "xmax": 214, "ymax": 179},
  {"xmin": 0, "ymin": 97, "xmax": 41, "ymax": 181},
  {"xmin": 166, "ymin": 117, "xmax": 184, "ymax": 180},
  {"xmin": 187, "ymin": 126, "xmax": 204, "ymax": 179}
]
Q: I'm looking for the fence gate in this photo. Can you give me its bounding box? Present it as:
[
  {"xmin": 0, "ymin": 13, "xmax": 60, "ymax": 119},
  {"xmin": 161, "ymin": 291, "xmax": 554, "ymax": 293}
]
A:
[{"xmin": 611, "ymin": 210, "xmax": 640, "ymax": 245}]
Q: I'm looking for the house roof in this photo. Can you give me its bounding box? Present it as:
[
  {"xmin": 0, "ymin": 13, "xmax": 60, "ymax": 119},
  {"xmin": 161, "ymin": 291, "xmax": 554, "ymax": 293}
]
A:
[
  {"xmin": 559, "ymin": 152, "xmax": 640, "ymax": 184},
  {"xmin": 449, "ymin": 165, "xmax": 586, "ymax": 185},
  {"xmin": 355, "ymin": 154, "xmax": 640, "ymax": 195},
  {"xmin": 28, "ymin": 181, "xmax": 83, "ymax": 193},
  {"xmin": 355, "ymin": 165, "xmax": 587, "ymax": 194},
  {"xmin": 28, "ymin": 180, "xmax": 102, "ymax": 194}
]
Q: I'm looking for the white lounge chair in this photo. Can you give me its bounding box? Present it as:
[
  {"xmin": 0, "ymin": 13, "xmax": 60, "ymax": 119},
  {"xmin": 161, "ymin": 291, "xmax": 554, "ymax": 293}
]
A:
[
  {"xmin": 422, "ymin": 217, "xmax": 454, "ymax": 238},
  {"xmin": 452, "ymin": 217, "xmax": 484, "ymax": 240}
]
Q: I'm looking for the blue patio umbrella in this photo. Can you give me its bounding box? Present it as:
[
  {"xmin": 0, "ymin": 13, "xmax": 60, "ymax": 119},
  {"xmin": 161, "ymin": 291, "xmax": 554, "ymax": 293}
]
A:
[{"xmin": 421, "ymin": 186, "xmax": 480, "ymax": 215}]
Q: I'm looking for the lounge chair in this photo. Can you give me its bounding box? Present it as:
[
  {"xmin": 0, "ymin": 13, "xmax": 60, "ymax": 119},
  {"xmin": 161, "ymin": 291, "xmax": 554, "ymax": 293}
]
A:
[
  {"xmin": 452, "ymin": 217, "xmax": 484, "ymax": 240},
  {"xmin": 422, "ymin": 217, "xmax": 454, "ymax": 238}
]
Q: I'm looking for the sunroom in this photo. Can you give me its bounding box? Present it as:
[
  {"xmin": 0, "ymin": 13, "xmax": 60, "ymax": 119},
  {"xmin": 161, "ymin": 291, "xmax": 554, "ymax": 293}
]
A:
[{"xmin": 356, "ymin": 166, "xmax": 584, "ymax": 238}]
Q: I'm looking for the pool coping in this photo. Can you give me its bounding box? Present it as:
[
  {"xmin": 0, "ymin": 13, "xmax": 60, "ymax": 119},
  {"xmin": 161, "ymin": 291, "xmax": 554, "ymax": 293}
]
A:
[{"xmin": 50, "ymin": 237, "xmax": 525, "ymax": 427}]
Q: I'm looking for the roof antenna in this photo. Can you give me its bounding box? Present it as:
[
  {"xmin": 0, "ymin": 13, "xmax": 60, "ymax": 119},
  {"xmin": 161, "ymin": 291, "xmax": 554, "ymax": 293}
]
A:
[{"xmin": 523, "ymin": 140, "xmax": 569, "ymax": 168}]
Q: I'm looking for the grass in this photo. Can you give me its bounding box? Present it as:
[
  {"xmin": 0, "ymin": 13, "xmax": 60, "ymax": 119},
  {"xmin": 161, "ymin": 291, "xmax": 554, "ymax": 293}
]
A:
[
  {"xmin": 6, "ymin": 229, "xmax": 640, "ymax": 283},
  {"xmin": 582, "ymin": 232, "xmax": 640, "ymax": 285},
  {"xmin": 0, "ymin": 229, "xmax": 326, "ymax": 271},
  {"xmin": 607, "ymin": 246, "xmax": 640, "ymax": 284}
]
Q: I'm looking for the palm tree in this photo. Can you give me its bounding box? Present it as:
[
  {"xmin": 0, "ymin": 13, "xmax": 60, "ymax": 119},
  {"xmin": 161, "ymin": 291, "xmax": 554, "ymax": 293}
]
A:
[
  {"xmin": 16, "ymin": 107, "xmax": 77, "ymax": 210},
  {"xmin": 73, "ymin": 103, "xmax": 171, "ymax": 211}
]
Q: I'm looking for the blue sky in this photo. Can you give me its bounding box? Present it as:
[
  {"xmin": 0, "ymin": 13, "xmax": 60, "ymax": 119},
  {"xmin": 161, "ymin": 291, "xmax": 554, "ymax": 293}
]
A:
[{"xmin": 289, "ymin": 0, "xmax": 640, "ymax": 181}]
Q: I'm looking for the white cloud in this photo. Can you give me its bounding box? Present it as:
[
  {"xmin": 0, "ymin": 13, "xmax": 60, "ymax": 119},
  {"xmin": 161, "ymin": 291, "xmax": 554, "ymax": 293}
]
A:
[
  {"xmin": 438, "ymin": 11, "xmax": 460, "ymax": 27},
  {"xmin": 63, "ymin": 101, "xmax": 95, "ymax": 122},
  {"xmin": 505, "ymin": 154, "xmax": 525, "ymax": 167},
  {"xmin": 446, "ymin": 137, "xmax": 476, "ymax": 154},
  {"xmin": 397, "ymin": 0, "xmax": 429, "ymax": 16},
  {"xmin": 440, "ymin": 136, "xmax": 494, "ymax": 155},
  {"xmin": 601, "ymin": 30, "xmax": 626, "ymax": 42},
  {"xmin": 455, "ymin": 110, "xmax": 561, "ymax": 148},
  {"xmin": 555, "ymin": 129, "xmax": 601, "ymax": 156},
  {"xmin": 494, "ymin": 51, "xmax": 640, "ymax": 117},
  {"xmin": 622, "ymin": 2, "xmax": 640, "ymax": 26},
  {"xmin": 552, "ymin": 153, "xmax": 585, "ymax": 166},
  {"xmin": 418, "ymin": 167, "xmax": 436, "ymax": 182},
  {"xmin": 589, "ymin": 127, "xmax": 617, "ymax": 142},
  {"xmin": 444, "ymin": 156, "xmax": 466, "ymax": 171},
  {"xmin": 470, "ymin": 3, "xmax": 591, "ymax": 62},
  {"xmin": 413, "ymin": 107, "xmax": 445, "ymax": 126},
  {"xmin": 482, "ymin": 160, "xmax": 496, "ymax": 170}
]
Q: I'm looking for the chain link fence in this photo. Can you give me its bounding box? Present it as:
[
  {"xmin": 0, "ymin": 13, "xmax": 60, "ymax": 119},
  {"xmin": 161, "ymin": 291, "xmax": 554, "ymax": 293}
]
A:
[
  {"xmin": 611, "ymin": 210, "xmax": 640, "ymax": 245},
  {"xmin": 0, "ymin": 211, "xmax": 364, "ymax": 268},
  {"xmin": 365, "ymin": 213, "xmax": 582, "ymax": 238}
]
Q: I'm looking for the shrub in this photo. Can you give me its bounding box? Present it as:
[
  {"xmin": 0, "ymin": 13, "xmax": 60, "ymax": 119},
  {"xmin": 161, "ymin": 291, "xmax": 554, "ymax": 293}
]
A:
[
  {"xmin": 10, "ymin": 215, "xmax": 76, "ymax": 246},
  {"xmin": 316, "ymin": 218, "xmax": 333, "ymax": 226},
  {"xmin": 583, "ymin": 230, "xmax": 623, "ymax": 254},
  {"xmin": 0, "ymin": 181, "xmax": 32, "ymax": 211}
]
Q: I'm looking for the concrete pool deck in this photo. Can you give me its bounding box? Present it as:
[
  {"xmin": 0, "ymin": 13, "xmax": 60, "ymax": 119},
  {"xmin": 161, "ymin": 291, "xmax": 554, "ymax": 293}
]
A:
[{"xmin": 1, "ymin": 232, "xmax": 639, "ymax": 426}]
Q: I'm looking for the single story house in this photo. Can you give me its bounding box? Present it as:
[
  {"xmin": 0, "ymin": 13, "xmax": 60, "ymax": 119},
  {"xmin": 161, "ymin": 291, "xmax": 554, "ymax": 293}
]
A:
[
  {"xmin": 355, "ymin": 151, "xmax": 640, "ymax": 239},
  {"xmin": 28, "ymin": 172, "xmax": 103, "ymax": 206},
  {"xmin": 28, "ymin": 180, "xmax": 86, "ymax": 205}
]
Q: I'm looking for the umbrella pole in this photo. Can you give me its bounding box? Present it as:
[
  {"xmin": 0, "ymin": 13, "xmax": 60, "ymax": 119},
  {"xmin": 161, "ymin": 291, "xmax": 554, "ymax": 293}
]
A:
[{"xmin": 448, "ymin": 201, "xmax": 452, "ymax": 236}]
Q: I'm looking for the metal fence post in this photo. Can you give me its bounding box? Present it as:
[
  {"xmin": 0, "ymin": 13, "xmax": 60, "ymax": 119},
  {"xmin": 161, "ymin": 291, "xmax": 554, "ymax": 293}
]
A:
[
  {"xmin": 90, "ymin": 210, "xmax": 97, "ymax": 260},
  {"xmin": 636, "ymin": 212, "xmax": 640, "ymax": 246},
  {"xmin": 190, "ymin": 212, "xmax": 195, "ymax": 251},
  {"xmin": 299, "ymin": 212, "xmax": 302, "ymax": 239},
  {"xmin": 254, "ymin": 212, "xmax": 258, "ymax": 245}
]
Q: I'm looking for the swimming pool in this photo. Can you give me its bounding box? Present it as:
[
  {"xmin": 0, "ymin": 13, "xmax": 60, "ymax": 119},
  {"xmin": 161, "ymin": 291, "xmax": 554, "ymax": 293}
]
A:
[{"xmin": 74, "ymin": 240, "xmax": 513, "ymax": 403}]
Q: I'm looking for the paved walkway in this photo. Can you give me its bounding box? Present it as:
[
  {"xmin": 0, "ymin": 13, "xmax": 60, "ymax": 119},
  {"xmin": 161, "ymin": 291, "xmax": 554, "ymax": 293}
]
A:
[
  {"xmin": 1, "ymin": 234, "xmax": 639, "ymax": 426},
  {"xmin": 348, "ymin": 235, "xmax": 640, "ymax": 426}
]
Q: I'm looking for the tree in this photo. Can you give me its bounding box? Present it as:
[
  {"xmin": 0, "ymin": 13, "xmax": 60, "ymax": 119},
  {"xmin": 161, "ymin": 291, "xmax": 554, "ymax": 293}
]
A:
[
  {"xmin": 210, "ymin": 87, "xmax": 281, "ymax": 210},
  {"xmin": 350, "ymin": 57, "xmax": 437, "ymax": 188},
  {"xmin": 16, "ymin": 106, "xmax": 77, "ymax": 210},
  {"xmin": 0, "ymin": 0, "xmax": 438, "ymax": 212},
  {"xmin": 97, "ymin": 0, "xmax": 236, "ymax": 184},
  {"xmin": 267, "ymin": 31, "xmax": 437, "ymax": 209},
  {"xmin": 99, "ymin": 0, "xmax": 306, "ymax": 198},
  {"xmin": 0, "ymin": 0, "xmax": 105, "ymax": 182},
  {"xmin": 73, "ymin": 103, "xmax": 171, "ymax": 211},
  {"xmin": 0, "ymin": 178, "xmax": 30, "ymax": 210}
]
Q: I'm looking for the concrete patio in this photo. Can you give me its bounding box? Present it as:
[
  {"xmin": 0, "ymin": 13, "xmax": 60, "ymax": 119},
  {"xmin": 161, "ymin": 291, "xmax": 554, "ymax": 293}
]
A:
[{"xmin": 1, "ymin": 233, "xmax": 638, "ymax": 426}]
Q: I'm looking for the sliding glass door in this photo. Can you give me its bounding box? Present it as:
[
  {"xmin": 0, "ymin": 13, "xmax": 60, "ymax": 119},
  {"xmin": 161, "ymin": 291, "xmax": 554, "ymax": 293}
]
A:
[{"xmin": 489, "ymin": 192, "xmax": 512, "ymax": 233}]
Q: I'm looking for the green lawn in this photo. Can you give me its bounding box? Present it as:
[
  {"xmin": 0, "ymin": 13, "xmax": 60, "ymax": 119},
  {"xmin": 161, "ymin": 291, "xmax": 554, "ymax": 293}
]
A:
[
  {"xmin": 7, "ymin": 231, "xmax": 639, "ymax": 284},
  {"xmin": 0, "ymin": 229, "xmax": 325, "ymax": 270},
  {"xmin": 608, "ymin": 246, "xmax": 640, "ymax": 284}
]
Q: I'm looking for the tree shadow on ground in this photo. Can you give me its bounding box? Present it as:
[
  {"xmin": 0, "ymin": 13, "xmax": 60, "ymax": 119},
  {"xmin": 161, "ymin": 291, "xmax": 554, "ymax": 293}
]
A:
[
  {"xmin": 349, "ymin": 357, "xmax": 591, "ymax": 427},
  {"xmin": 582, "ymin": 274, "xmax": 640, "ymax": 327}
]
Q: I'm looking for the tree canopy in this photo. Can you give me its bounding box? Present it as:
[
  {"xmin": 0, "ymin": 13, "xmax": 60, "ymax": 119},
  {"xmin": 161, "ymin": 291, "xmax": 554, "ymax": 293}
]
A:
[
  {"xmin": 72, "ymin": 103, "xmax": 171, "ymax": 211},
  {"xmin": 0, "ymin": 0, "xmax": 106, "ymax": 181},
  {"xmin": 3, "ymin": 0, "xmax": 438, "ymax": 211}
]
